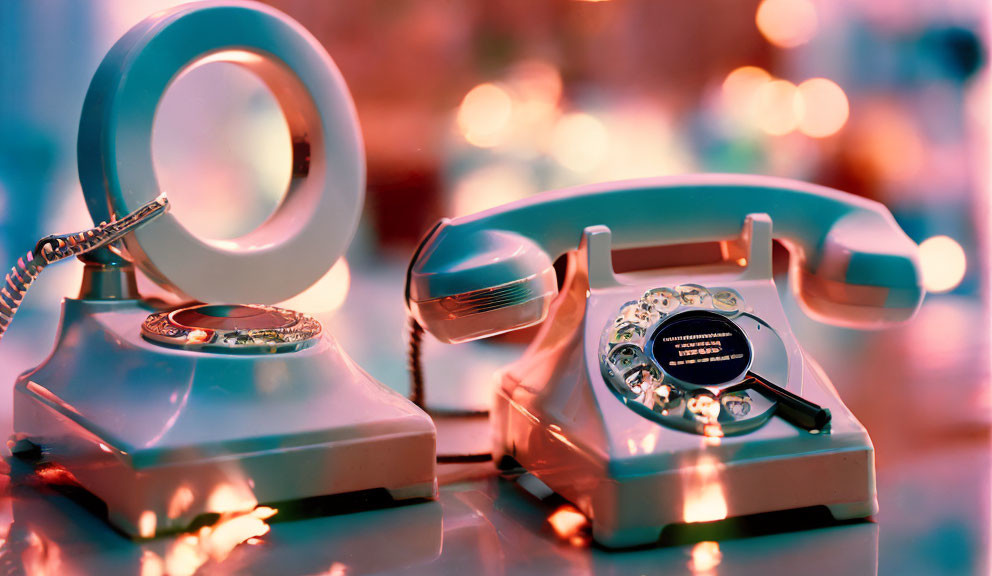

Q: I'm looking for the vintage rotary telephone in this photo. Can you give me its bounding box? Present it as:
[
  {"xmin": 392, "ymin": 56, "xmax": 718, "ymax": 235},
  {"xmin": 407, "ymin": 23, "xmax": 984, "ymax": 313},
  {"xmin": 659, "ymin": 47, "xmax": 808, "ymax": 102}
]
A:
[
  {"xmin": 2, "ymin": 2, "xmax": 436, "ymax": 537},
  {"xmin": 407, "ymin": 174, "xmax": 923, "ymax": 548}
]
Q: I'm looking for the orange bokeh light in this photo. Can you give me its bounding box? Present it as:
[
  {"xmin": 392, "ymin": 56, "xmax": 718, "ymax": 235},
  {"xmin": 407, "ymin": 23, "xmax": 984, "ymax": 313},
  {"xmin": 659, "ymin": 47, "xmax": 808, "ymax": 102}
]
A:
[
  {"xmin": 795, "ymin": 78, "xmax": 850, "ymax": 138},
  {"xmin": 918, "ymin": 236, "xmax": 967, "ymax": 293},
  {"xmin": 756, "ymin": 0, "xmax": 818, "ymax": 49},
  {"xmin": 754, "ymin": 80, "xmax": 799, "ymax": 135},
  {"xmin": 457, "ymin": 83, "xmax": 513, "ymax": 148},
  {"xmin": 722, "ymin": 66, "xmax": 772, "ymax": 125},
  {"xmin": 549, "ymin": 112, "xmax": 610, "ymax": 172}
]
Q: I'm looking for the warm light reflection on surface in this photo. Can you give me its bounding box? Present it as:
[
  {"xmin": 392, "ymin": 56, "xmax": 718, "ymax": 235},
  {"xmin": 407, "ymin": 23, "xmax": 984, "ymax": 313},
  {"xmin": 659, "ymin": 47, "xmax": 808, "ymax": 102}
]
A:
[
  {"xmin": 547, "ymin": 424, "xmax": 581, "ymax": 451},
  {"xmin": 754, "ymin": 80, "xmax": 800, "ymax": 136},
  {"xmin": 207, "ymin": 483, "xmax": 259, "ymax": 515},
  {"xmin": 143, "ymin": 506, "xmax": 278, "ymax": 576},
  {"xmin": 186, "ymin": 329, "xmax": 210, "ymax": 344},
  {"xmin": 205, "ymin": 507, "xmax": 277, "ymax": 561},
  {"xmin": 321, "ymin": 561, "xmax": 349, "ymax": 576},
  {"xmin": 627, "ymin": 437, "xmax": 638, "ymax": 455},
  {"xmin": 168, "ymin": 485, "xmax": 196, "ymax": 520},
  {"xmin": 550, "ymin": 113, "xmax": 610, "ymax": 172},
  {"xmin": 689, "ymin": 541, "xmax": 723, "ymax": 574},
  {"xmin": 139, "ymin": 510, "xmax": 158, "ymax": 538},
  {"xmin": 687, "ymin": 395, "xmax": 721, "ymax": 421},
  {"xmin": 703, "ymin": 424, "xmax": 724, "ymax": 439},
  {"xmin": 193, "ymin": 49, "xmax": 268, "ymax": 68},
  {"xmin": 795, "ymin": 78, "xmax": 850, "ymax": 138},
  {"xmin": 23, "ymin": 530, "xmax": 62, "ymax": 576},
  {"xmin": 278, "ymin": 257, "xmax": 351, "ymax": 314},
  {"xmin": 641, "ymin": 432, "xmax": 657, "ymax": 453},
  {"xmin": 141, "ymin": 549, "xmax": 165, "ymax": 576},
  {"xmin": 755, "ymin": 0, "xmax": 818, "ymax": 49},
  {"xmin": 547, "ymin": 505, "xmax": 591, "ymax": 547},
  {"xmin": 682, "ymin": 455, "xmax": 728, "ymax": 523},
  {"xmin": 918, "ymin": 235, "xmax": 967, "ymax": 293},
  {"xmin": 458, "ymin": 83, "xmax": 514, "ymax": 147}
]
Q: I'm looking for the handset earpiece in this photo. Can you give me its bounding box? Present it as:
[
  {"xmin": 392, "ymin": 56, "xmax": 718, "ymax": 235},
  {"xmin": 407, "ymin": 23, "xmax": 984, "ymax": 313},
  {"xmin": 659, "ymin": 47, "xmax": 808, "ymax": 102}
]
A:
[
  {"xmin": 407, "ymin": 226, "xmax": 558, "ymax": 344},
  {"xmin": 792, "ymin": 210, "xmax": 923, "ymax": 328}
]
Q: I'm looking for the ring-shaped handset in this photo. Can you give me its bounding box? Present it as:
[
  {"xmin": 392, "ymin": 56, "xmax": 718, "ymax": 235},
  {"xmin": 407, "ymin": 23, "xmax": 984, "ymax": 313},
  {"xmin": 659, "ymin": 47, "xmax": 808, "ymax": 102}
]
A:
[
  {"xmin": 407, "ymin": 174, "xmax": 924, "ymax": 343},
  {"xmin": 78, "ymin": 0, "xmax": 365, "ymax": 304}
]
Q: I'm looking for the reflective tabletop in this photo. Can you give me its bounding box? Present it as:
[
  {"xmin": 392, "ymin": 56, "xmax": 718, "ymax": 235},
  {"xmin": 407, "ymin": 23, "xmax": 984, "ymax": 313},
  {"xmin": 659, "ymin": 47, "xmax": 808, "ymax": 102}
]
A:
[{"xmin": 0, "ymin": 261, "xmax": 986, "ymax": 576}]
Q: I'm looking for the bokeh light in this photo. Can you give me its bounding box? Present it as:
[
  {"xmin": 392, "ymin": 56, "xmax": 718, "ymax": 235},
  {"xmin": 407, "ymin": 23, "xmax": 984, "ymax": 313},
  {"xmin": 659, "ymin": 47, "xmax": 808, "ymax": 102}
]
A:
[
  {"xmin": 596, "ymin": 103, "xmax": 693, "ymax": 181},
  {"xmin": 918, "ymin": 235, "xmax": 967, "ymax": 293},
  {"xmin": 722, "ymin": 66, "xmax": 772, "ymax": 113},
  {"xmin": 795, "ymin": 78, "xmax": 850, "ymax": 138},
  {"xmin": 753, "ymin": 79, "xmax": 800, "ymax": 135},
  {"xmin": 505, "ymin": 60, "xmax": 562, "ymax": 121},
  {"xmin": 755, "ymin": 0, "xmax": 818, "ymax": 49},
  {"xmin": 849, "ymin": 103, "xmax": 926, "ymax": 185},
  {"xmin": 549, "ymin": 112, "xmax": 610, "ymax": 172},
  {"xmin": 278, "ymin": 258, "xmax": 351, "ymax": 314},
  {"xmin": 450, "ymin": 163, "xmax": 536, "ymax": 217},
  {"xmin": 457, "ymin": 83, "xmax": 513, "ymax": 148}
]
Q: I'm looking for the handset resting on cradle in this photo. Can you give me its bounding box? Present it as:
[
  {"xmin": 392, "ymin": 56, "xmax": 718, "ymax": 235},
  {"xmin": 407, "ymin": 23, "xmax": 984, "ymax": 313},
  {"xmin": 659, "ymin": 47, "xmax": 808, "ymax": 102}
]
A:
[{"xmin": 407, "ymin": 174, "xmax": 923, "ymax": 343}]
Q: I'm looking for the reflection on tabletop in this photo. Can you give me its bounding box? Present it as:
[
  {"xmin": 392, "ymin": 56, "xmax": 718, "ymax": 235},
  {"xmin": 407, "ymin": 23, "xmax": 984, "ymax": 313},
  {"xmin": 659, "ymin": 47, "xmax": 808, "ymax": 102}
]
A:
[
  {"xmin": 0, "ymin": 455, "xmax": 879, "ymax": 576},
  {"xmin": 0, "ymin": 261, "xmax": 986, "ymax": 575}
]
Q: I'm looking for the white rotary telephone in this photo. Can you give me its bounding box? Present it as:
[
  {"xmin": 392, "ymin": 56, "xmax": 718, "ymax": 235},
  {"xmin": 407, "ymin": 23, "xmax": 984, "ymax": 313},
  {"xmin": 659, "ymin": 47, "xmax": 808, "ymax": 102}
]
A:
[{"xmin": 407, "ymin": 174, "xmax": 922, "ymax": 547}]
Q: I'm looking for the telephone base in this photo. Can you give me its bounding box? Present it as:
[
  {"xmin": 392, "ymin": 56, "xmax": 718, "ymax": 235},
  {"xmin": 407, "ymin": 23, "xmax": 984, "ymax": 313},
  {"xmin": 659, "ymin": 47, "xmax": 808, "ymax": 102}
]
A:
[
  {"xmin": 493, "ymin": 388, "xmax": 876, "ymax": 548},
  {"xmin": 11, "ymin": 299, "xmax": 437, "ymax": 537}
]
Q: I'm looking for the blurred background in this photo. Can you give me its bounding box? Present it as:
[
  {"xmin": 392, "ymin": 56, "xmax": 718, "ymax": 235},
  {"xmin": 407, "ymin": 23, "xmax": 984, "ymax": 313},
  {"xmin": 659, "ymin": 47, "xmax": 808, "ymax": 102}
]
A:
[{"xmin": 0, "ymin": 1, "xmax": 988, "ymax": 574}]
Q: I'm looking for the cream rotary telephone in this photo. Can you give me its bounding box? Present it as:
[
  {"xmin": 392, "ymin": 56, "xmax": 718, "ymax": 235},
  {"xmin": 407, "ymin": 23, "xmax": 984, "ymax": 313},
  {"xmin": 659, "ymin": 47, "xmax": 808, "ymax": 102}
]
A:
[
  {"xmin": 3, "ymin": 1, "xmax": 435, "ymax": 537},
  {"xmin": 407, "ymin": 174, "xmax": 922, "ymax": 548}
]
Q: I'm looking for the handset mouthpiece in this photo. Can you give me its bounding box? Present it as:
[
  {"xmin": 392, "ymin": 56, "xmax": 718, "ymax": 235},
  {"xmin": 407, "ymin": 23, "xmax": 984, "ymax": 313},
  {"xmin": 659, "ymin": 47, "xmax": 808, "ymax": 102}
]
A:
[{"xmin": 407, "ymin": 226, "xmax": 558, "ymax": 343}]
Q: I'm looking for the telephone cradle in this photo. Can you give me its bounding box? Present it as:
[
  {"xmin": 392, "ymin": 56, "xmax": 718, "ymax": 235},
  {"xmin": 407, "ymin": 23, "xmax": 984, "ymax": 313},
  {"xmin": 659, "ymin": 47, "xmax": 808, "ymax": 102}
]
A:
[{"xmin": 408, "ymin": 175, "xmax": 923, "ymax": 548}]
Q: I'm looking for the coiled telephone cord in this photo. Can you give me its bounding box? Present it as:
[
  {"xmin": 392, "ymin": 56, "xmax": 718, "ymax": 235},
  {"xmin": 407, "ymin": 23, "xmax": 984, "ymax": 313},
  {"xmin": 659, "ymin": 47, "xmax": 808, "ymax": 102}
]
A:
[
  {"xmin": 0, "ymin": 252, "xmax": 46, "ymax": 342},
  {"xmin": 0, "ymin": 195, "xmax": 168, "ymax": 343},
  {"xmin": 407, "ymin": 316, "xmax": 493, "ymax": 464}
]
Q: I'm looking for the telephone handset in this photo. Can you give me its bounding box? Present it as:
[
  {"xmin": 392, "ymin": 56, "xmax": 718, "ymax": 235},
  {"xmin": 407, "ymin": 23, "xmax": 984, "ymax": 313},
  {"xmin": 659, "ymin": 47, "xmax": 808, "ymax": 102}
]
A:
[
  {"xmin": 408, "ymin": 173, "xmax": 922, "ymax": 344},
  {"xmin": 407, "ymin": 174, "xmax": 923, "ymax": 548}
]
